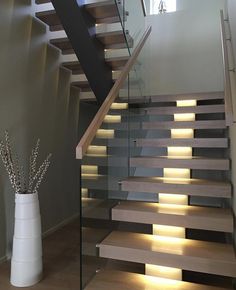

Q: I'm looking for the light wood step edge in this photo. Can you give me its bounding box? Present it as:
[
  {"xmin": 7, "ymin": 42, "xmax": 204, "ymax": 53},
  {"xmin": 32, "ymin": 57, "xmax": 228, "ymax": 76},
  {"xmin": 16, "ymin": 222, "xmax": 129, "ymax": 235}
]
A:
[
  {"xmin": 101, "ymin": 122, "xmax": 140, "ymax": 130},
  {"xmin": 36, "ymin": 10, "xmax": 55, "ymax": 17},
  {"xmin": 92, "ymin": 137, "xmax": 228, "ymax": 148},
  {"xmin": 82, "ymin": 155, "xmax": 127, "ymax": 166},
  {"xmin": 135, "ymin": 138, "xmax": 228, "ymax": 148},
  {"xmin": 35, "ymin": 2, "xmax": 121, "ymax": 23},
  {"xmin": 85, "ymin": 270, "xmax": 229, "ymax": 290},
  {"xmin": 96, "ymin": 30, "xmax": 128, "ymax": 43},
  {"xmin": 85, "ymin": 0, "xmax": 127, "ymax": 24},
  {"xmin": 112, "ymin": 201, "xmax": 233, "ymax": 232},
  {"xmin": 117, "ymin": 92, "xmax": 224, "ymax": 104},
  {"xmin": 102, "ymin": 120, "xmax": 226, "ymax": 130},
  {"xmin": 35, "ymin": 10, "xmax": 63, "ymax": 32},
  {"xmin": 85, "ymin": 0, "xmax": 117, "ymax": 8},
  {"xmin": 99, "ymin": 231, "xmax": 236, "ymax": 277},
  {"xmin": 85, "ymin": 0, "xmax": 120, "ymax": 19},
  {"xmin": 50, "ymin": 33, "xmax": 126, "ymax": 46},
  {"xmin": 143, "ymin": 104, "xmax": 225, "ymax": 114},
  {"xmin": 130, "ymin": 156, "xmax": 230, "ymax": 170},
  {"xmin": 50, "ymin": 31, "xmax": 133, "ymax": 51},
  {"xmin": 150, "ymin": 92, "xmax": 224, "ymax": 102},
  {"xmin": 62, "ymin": 56, "xmax": 129, "ymax": 73},
  {"xmin": 35, "ymin": 0, "xmax": 50, "ymax": 3},
  {"xmin": 121, "ymin": 177, "xmax": 231, "ymax": 198},
  {"xmin": 142, "ymin": 120, "xmax": 226, "ymax": 129},
  {"xmin": 81, "ymin": 155, "xmax": 230, "ymax": 170},
  {"xmin": 96, "ymin": 31, "xmax": 134, "ymax": 49}
]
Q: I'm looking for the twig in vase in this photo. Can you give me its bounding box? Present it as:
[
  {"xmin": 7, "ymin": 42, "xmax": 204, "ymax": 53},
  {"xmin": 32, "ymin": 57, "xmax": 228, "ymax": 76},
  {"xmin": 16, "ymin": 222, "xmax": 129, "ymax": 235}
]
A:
[
  {"xmin": 28, "ymin": 139, "xmax": 40, "ymax": 193},
  {"xmin": 0, "ymin": 133, "xmax": 21, "ymax": 193},
  {"xmin": 0, "ymin": 132, "xmax": 52, "ymax": 195},
  {"xmin": 32, "ymin": 153, "xmax": 52, "ymax": 194}
]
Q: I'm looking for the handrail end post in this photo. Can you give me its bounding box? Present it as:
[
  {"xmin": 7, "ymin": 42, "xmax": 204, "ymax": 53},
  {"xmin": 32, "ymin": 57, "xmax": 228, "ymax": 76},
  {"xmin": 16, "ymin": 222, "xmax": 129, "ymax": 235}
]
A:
[
  {"xmin": 226, "ymin": 115, "xmax": 234, "ymax": 127},
  {"xmin": 76, "ymin": 146, "xmax": 83, "ymax": 160}
]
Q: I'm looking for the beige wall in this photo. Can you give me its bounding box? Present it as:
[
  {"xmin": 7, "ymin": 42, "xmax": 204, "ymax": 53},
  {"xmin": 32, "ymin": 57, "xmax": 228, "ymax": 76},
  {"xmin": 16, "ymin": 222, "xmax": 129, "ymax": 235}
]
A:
[
  {"xmin": 229, "ymin": 124, "xmax": 236, "ymax": 243},
  {"xmin": 227, "ymin": 0, "xmax": 236, "ymax": 243},
  {"xmin": 141, "ymin": 0, "xmax": 226, "ymax": 95},
  {"xmin": 0, "ymin": 0, "xmax": 80, "ymax": 260},
  {"xmin": 227, "ymin": 0, "xmax": 236, "ymax": 60}
]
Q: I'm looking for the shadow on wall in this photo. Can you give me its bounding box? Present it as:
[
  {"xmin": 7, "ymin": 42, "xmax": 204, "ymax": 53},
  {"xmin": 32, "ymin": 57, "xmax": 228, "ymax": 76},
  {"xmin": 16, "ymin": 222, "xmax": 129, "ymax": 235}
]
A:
[{"xmin": 0, "ymin": 0, "xmax": 80, "ymax": 260}]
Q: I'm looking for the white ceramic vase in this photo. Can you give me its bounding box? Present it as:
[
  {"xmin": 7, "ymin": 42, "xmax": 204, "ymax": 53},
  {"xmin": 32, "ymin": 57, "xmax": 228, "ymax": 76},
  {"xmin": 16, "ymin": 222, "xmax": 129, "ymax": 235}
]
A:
[{"xmin": 10, "ymin": 193, "xmax": 43, "ymax": 287}]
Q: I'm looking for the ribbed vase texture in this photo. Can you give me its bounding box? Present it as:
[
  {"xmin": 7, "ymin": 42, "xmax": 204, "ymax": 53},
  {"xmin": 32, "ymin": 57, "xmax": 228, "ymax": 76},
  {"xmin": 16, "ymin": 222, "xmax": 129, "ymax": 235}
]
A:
[{"xmin": 10, "ymin": 193, "xmax": 42, "ymax": 287}]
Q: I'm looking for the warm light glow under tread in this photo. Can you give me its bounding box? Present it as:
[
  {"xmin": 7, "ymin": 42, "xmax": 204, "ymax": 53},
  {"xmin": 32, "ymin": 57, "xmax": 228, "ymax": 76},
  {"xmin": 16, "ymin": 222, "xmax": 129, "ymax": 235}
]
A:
[
  {"xmin": 96, "ymin": 129, "xmax": 114, "ymax": 138},
  {"xmin": 87, "ymin": 145, "xmax": 107, "ymax": 155},
  {"xmin": 104, "ymin": 115, "xmax": 121, "ymax": 123},
  {"xmin": 111, "ymin": 102, "xmax": 128, "ymax": 109},
  {"xmin": 148, "ymin": 99, "xmax": 196, "ymax": 280}
]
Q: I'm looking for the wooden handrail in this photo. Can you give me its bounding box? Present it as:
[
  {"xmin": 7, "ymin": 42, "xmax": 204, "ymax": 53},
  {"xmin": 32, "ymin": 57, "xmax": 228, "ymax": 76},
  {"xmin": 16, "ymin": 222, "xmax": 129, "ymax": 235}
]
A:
[
  {"xmin": 76, "ymin": 26, "xmax": 152, "ymax": 159},
  {"xmin": 220, "ymin": 10, "xmax": 234, "ymax": 126}
]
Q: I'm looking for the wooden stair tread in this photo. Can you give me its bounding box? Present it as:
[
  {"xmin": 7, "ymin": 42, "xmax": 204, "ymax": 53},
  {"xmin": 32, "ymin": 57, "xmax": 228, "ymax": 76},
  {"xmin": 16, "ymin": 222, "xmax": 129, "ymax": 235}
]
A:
[
  {"xmin": 71, "ymin": 80, "xmax": 90, "ymax": 90},
  {"xmin": 93, "ymin": 138, "xmax": 132, "ymax": 147},
  {"xmin": 150, "ymin": 92, "xmax": 224, "ymax": 102},
  {"xmin": 36, "ymin": 10, "xmax": 62, "ymax": 31},
  {"xmin": 118, "ymin": 92, "xmax": 224, "ymax": 104},
  {"xmin": 36, "ymin": 2, "xmax": 123, "ymax": 29},
  {"xmin": 50, "ymin": 37, "xmax": 73, "ymax": 53},
  {"xmin": 112, "ymin": 201, "xmax": 233, "ymax": 232},
  {"xmin": 142, "ymin": 120, "xmax": 226, "ymax": 129},
  {"xmin": 103, "ymin": 120, "xmax": 226, "ymax": 130},
  {"xmin": 82, "ymin": 154, "xmax": 229, "ymax": 170},
  {"xmin": 80, "ymin": 97, "xmax": 97, "ymax": 102},
  {"xmin": 71, "ymin": 80, "xmax": 115, "ymax": 91},
  {"xmin": 143, "ymin": 104, "xmax": 225, "ymax": 115},
  {"xmin": 99, "ymin": 231, "xmax": 236, "ymax": 277},
  {"xmin": 118, "ymin": 96, "xmax": 151, "ymax": 104},
  {"xmin": 92, "ymin": 137, "xmax": 228, "ymax": 148},
  {"xmin": 62, "ymin": 61, "xmax": 83, "ymax": 74},
  {"xmin": 135, "ymin": 138, "xmax": 228, "ymax": 148},
  {"xmin": 130, "ymin": 156, "xmax": 230, "ymax": 170},
  {"xmin": 97, "ymin": 30, "xmax": 133, "ymax": 49},
  {"xmin": 85, "ymin": 0, "xmax": 121, "ymax": 24},
  {"xmin": 101, "ymin": 122, "xmax": 140, "ymax": 130},
  {"xmin": 85, "ymin": 270, "xmax": 230, "ymax": 290},
  {"xmin": 82, "ymin": 175, "xmax": 120, "ymax": 191},
  {"xmin": 71, "ymin": 80, "xmax": 89, "ymax": 86},
  {"xmin": 106, "ymin": 56, "xmax": 130, "ymax": 69},
  {"xmin": 50, "ymin": 31, "xmax": 133, "ymax": 52},
  {"xmin": 121, "ymin": 176, "xmax": 231, "ymax": 198},
  {"xmin": 62, "ymin": 56, "xmax": 129, "ymax": 75},
  {"xmin": 35, "ymin": 0, "xmax": 51, "ymax": 3},
  {"xmin": 83, "ymin": 155, "xmax": 127, "ymax": 166}
]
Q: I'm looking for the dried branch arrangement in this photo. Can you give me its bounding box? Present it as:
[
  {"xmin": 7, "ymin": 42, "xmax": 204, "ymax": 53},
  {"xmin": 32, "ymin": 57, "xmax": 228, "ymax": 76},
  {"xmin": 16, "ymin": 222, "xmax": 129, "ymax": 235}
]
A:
[{"xmin": 0, "ymin": 131, "xmax": 52, "ymax": 194}]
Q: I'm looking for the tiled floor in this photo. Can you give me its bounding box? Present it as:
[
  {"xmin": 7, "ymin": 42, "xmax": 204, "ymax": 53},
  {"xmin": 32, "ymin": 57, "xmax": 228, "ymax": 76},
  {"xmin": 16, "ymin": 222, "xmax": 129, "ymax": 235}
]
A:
[{"xmin": 0, "ymin": 220, "xmax": 80, "ymax": 290}]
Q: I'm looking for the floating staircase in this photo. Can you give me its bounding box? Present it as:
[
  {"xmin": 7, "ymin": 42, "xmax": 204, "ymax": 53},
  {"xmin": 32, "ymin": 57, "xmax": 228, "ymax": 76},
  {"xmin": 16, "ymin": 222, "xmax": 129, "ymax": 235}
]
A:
[
  {"xmin": 35, "ymin": 0, "xmax": 132, "ymax": 102},
  {"xmin": 81, "ymin": 91, "xmax": 236, "ymax": 289}
]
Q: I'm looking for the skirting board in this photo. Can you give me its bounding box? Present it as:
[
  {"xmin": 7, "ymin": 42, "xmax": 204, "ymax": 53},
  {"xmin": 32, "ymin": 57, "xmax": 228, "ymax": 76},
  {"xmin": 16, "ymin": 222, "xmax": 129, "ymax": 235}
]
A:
[{"xmin": 42, "ymin": 213, "xmax": 79, "ymax": 238}]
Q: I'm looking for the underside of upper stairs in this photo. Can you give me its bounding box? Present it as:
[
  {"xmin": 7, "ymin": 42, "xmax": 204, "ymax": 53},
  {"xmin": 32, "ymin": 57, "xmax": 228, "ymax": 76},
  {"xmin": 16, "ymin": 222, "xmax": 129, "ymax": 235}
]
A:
[{"xmin": 35, "ymin": 0, "xmax": 133, "ymax": 103}]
